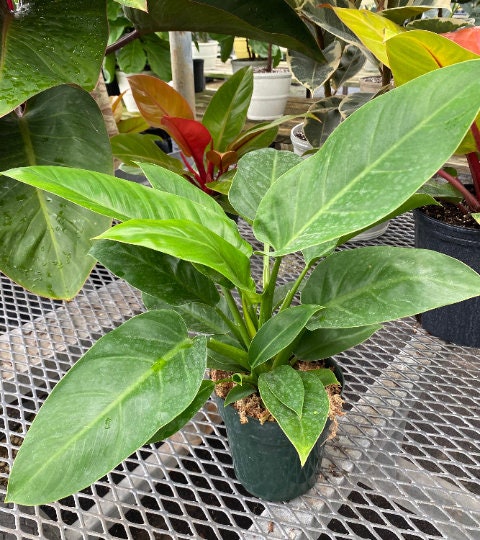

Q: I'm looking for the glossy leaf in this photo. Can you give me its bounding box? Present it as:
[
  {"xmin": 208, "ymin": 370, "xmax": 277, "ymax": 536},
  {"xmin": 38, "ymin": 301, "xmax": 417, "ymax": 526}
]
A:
[
  {"xmin": 0, "ymin": 0, "xmax": 108, "ymax": 117},
  {"xmin": 302, "ymin": 247, "xmax": 480, "ymax": 329},
  {"xmin": 224, "ymin": 383, "xmax": 256, "ymax": 406},
  {"xmin": 295, "ymin": 324, "xmax": 382, "ymax": 360},
  {"xmin": 91, "ymin": 240, "xmax": 220, "ymax": 306},
  {"xmin": 117, "ymin": 0, "xmax": 148, "ymax": 10},
  {"xmin": 259, "ymin": 365, "xmax": 304, "ymax": 417},
  {"xmin": 304, "ymin": 96, "xmax": 344, "ymax": 147},
  {"xmin": 128, "ymin": 74, "xmax": 194, "ymax": 122},
  {"xmin": 259, "ymin": 370, "xmax": 330, "ymax": 466},
  {"xmin": 111, "ymin": 134, "xmax": 185, "ymax": 172},
  {"xmin": 248, "ymin": 305, "xmax": 323, "ymax": 368},
  {"xmin": 330, "ymin": 44, "xmax": 366, "ymax": 89},
  {"xmin": 117, "ymin": 39, "xmax": 147, "ymax": 73},
  {"xmin": 0, "ymin": 85, "xmax": 112, "ymax": 299},
  {"xmin": 229, "ymin": 126, "xmax": 278, "ymax": 158},
  {"xmin": 125, "ymin": 0, "xmax": 324, "ymax": 62},
  {"xmin": 442, "ymin": 26, "xmax": 480, "ymax": 54},
  {"xmin": 143, "ymin": 293, "xmax": 231, "ymax": 334},
  {"xmin": 230, "ymin": 149, "xmax": 303, "ymax": 222},
  {"xmin": 386, "ymin": 31, "xmax": 480, "ymax": 154},
  {"xmin": 139, "ymin": 162, "xmax": 226, "ymax": 216},
  {"xmin": 6, "ymin": 311, "xmax": 207, "ymax": 505},
  {"xmin": 202, "ymin": 67, "xmax": 253, "ymax": 151},
  {"xmin": 3, "ymin": 166, "xmax": 250, "ymax": 256},
  {"xmin": 147, "ymin": 380, "xmax": 215, "ymax": 444},
  {"xmin": 96, "ymin": 219, "xmax": 255, "ymax": 293},
  {"xmin": 160, "ymin": 117, "xmax": 213, "ymax": 167},
  {"xmin": 332, "ymin": 8, "xmax": 404, "ymax": 67},
  {"xmin": 253, "ymin": 61, "xmax": 480, "ymax": 255}
]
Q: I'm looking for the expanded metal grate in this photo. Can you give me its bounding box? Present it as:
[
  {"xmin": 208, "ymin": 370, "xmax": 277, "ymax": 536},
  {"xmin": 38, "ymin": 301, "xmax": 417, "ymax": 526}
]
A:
[{"xmin": 0, "ymin": 214, "xmax": 479, "ymax": 539}]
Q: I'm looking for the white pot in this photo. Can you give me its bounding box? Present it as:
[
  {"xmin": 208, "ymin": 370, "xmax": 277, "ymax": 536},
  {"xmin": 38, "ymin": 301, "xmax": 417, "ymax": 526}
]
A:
[
  {"xmin": 247, "ymin": 70, "xmax": 292, "ymax": 121},
  {"xmin": 192, "ymin": 41, "xmax": 218, "ymax": 71},
  {"xmin": 351, "ymin": 221, "xmax": 390, "ymax": 241},
  {"xmin": 290, "ymin": 123, "xmax": 313, "ymax": 158},
  {"xmin": 231, "ymin": 58, "xmax": 268, "ymax": 74},
  {"xmin": 116, "ymin": 70, "xmax": 154, "ymax": 113}
]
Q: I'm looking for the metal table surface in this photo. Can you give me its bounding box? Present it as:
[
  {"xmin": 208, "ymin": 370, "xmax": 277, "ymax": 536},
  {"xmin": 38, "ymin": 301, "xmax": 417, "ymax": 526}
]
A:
[{"xmin": 0, "ymin": 214, "xmax": 479, "ymax": 540}]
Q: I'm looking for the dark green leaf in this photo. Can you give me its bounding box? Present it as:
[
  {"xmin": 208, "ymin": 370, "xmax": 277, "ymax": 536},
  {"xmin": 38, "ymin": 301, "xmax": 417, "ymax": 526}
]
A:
[
  {"xmin": 260, "ymin": 366, "xmax": 304, "ymax": 417},
  {"xmin": 0, "ymin": 0, "xmax": 108, "ymax": 116},
  {"xmin": 6, "ymin": 311, "xmax": 207, "ymax": 505},
  {"xmin": 295, "ymin": 324, "xmax": 382, "ymax": 360},
  {"xmin": 147, "ymin": 380, "xmax": 214, "ymax": 443},
  {"xmin": 259, "ymin": 370, "xmax": 330, "ymax": 465},
  {"xmin": 303, "ymin": 247, "xmax": 480, "ymax": 329},
  {"xmin": 224, "ymin": 383, "xmax": 256, "ymax": 406}
]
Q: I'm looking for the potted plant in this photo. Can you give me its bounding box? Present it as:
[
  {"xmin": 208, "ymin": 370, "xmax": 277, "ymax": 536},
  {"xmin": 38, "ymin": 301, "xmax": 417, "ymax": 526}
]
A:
[
  {"xmin": 109, "ymin": 67, "xmax": 295, "ymax": 209},
  {"xmin": 230, "ymin": 38, "xmax": 281, "ymax": 73},
  {"xmin": 4, "ymin": 60, "xmax": 480, "ymax": 505},
  {"xmin": 0, "ymin": 0, "xmax": 326, "ymax": 301}
]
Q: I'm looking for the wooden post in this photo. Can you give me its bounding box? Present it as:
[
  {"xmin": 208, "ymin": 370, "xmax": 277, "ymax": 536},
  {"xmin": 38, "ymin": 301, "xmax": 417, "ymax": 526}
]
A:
[{"xmin": 169, "ymin": 31, "xmax": 196, "ymax": 116}]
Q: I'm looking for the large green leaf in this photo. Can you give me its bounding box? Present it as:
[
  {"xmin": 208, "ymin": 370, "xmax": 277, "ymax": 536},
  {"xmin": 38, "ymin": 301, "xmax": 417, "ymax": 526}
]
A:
[
  {"xmin": 6, "ymin": 311, "xmax": 207, "ymax": 505},
  {"xmin": 126, "ymin": 0, "xmax": 324, "ymax": 62},
  {"xmin": 258, "ymin": 369, "xmax": 330, "ymax": 466},
  {"xmin": 259, "ymin": 365, "xmax": 304, "ymax": 417},
  {"xmin": 229, "ymin": 149, "xmax": 303, "ymax": 222},
  {"xmin": 91, "ymin": 240, "xmax": 220, "ymax": 306},
  {"xmin": 0, "ymin": 0, "xmax": 108, "ymax": 117},
  {"xmin": 202, "ymin": 67, "xmax": 253, "ymax": 152},
  {"xmin": 248, "ymin": 305, "xmax": 323, "ymax": 368},
  {"xmin": 96, "ymin": 219, "xmax": 255, "ymax": 293},
  {"xmin": 253, "ymin": 60, "xmax": 480, "ymax": 255},
  {"xmin": 302, "ymin": 247, "xmax": 480, "ymax": 329},
  {"xmin": 0, "ymin": 86, "xmax": 112, "ymax": 299},
  {"xmin": 3, "ymin": 165, "xmax": 251, "ymax": 257},
  {"xmin": 294, "ymin": 324, "xmax": 382, "ymax": 360}
]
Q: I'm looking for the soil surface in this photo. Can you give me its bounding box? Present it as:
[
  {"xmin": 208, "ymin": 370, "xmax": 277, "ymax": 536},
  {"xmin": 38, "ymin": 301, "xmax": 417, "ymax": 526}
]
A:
[{"xmin": 422, "ymin": 202, "xmax": 480, "ymax": 230}]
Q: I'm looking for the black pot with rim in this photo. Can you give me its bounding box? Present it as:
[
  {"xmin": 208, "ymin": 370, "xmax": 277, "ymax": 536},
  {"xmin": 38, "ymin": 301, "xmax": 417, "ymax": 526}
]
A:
[
  {"xmin": 213, "ymin": 358, "xmax": 343, "ymax": 502},
  {"xmin": 414, "ymin": 207, "xmax": 480, "ymax": 347}
]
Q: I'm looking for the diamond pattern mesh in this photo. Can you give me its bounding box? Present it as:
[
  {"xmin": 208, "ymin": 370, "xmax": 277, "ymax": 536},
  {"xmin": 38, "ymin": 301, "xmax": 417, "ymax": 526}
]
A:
[{"xmin": 0, "ymin": 214, "xmax": 479, "ymax": 539}]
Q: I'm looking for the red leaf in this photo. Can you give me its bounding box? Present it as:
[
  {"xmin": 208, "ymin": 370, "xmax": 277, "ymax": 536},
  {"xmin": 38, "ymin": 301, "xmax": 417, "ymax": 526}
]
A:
[
  {"xmin": 442, "ymin": 27, "xmax": 480, "ymax": 56},
  {"xmin": 161, "ymin": 117, "xmax": 213, "ymax": 181}
]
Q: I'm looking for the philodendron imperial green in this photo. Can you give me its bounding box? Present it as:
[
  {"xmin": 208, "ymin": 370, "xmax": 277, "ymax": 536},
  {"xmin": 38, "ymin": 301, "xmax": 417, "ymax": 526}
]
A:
[{"xmin": 5, "ymin": 61, "xmax": 480, "ymax": 505}]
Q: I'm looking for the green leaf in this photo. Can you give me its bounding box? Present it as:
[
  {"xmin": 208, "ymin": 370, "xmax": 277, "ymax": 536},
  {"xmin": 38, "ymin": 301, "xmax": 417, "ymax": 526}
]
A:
[
  {"xmin": 302, "ymin": 247, "xmax": 480, "ymax": 329},
  {"xmin": 253, "ymin": 61, "xmax": 480, "ymax": 255},
  {"xmin": 330, "ymin": 44, "xmax": 366, "ymax": 89},
  {"xmin": 224, "ymin": 383, "xmax": 256, "ymax": 406},
  {"xmin": 96, "ymin": 219, "xmax": 255, "ymax": 293},
  {"xmin": 116, "ymin": 0, "xmax": 148, "ymax": 10},
  {"xmin": 147, "ymin": 380, "xmax": 214, "ymax": 444},
  {"xmin": 0, "ymin": 0, "xmax": 108, "ymax": 116},
  {"xmin": 142, "ymin": 294, "xmax": 231, "ymax": 334},
  {"xmin": 259, "ymin": 370, "xmax": 330, "ymax": 466},
  {"xmin": 295, "ymin": 324, "xmax": 382, "ymax": 360},
  {"xmin": 418, "ymin": 180, "xmax": 463, "ymax": 203},
  {"xmin": 0, "ymin": 85, "xmax": 112, "ymax": 299},
  {"xmin": 125, "ymin": 0, "xmax": 324, "ymax": 62},
  {"xmin": 473, "ymin": 213, "xmax": 480, "ymax": 225},
  {"xmin": 207, "ymin": 334, "xmax": 247, "ymax": 371},
  {"xmin": 6, "ymin": 311, "xmax": 207, "ymax": 505},
  {"xmin": 249, "ymin": 305, "xmax": 323, "ymax": 368},
  {"xmin": 260, "ymin": 366, "xmax": 304, "ymax": 417},
  {"xmin": 117, "ymin": 39, "xmax": 147, "ymax": 73},
  {"xmin": 202, "ymin": 67, "xmax": 253, "ymax": 151},
  {"xmin": 139, "ymin": 162, "xmax": 225, "ymax": 216},
  {"xmin": 91, "ymin": 240, "xmax": 220, "ymax": 306},
  {"xmin": 111, "ymin": 134, "xmax": 185, "ymax": 172},
  {"xmin": 304, "ymin": 96, "xmax": 344, "ymax": 147},
  {"xmin": 143, "ymin": 34, "xmax": 172, "ymax": 80},
  {"xmin": 3, "ymin": 165, "xmax": 251, "ymax": 257},
  {"xmin": 289, "ymin": 41, "xmax": 342, "ymax": 93},
  {"xmin": 229, "ymin": 149, "xmax": 303, "ymax": 222}
]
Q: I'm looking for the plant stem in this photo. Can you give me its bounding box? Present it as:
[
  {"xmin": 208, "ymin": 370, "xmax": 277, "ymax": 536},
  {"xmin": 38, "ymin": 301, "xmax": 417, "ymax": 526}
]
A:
[
  {"xmin": 106, "ymin": 29, "xmax": 142, "ymax": 56},
  {"xmin": 241, "ymin": 294, "xmax": 258, "ymax": 338},
  {"xmin": 466, "ymin": 152, "xmax": 480, "ymax": 203},
  {"xmin": 221, "ymin": 287, "xmax": 251, "ymax": 347},
  {"xmin": 267, "ymin": 43, "xmax": 273, "ymax": 72},
  {"xmin": 259, "ymin": 257, "xmax": 282, "ymax": 327},
  {"xmin": 262, "ymin": 244, "xmax": 271, "ymax": 288},
  {"xmin": 278, "ymin": 262, "xmax": 312, "ymax": 312},
  {"xmin": 437, "ymin": 168, "xmax": 480, "ymax": 212},
  {"xmin": 214, "ymin": 306, "xmax": 246, "ymax": 345},
  {"xmin": 207, "ymin": 338, "xmax": 250, "ymax": 369}
]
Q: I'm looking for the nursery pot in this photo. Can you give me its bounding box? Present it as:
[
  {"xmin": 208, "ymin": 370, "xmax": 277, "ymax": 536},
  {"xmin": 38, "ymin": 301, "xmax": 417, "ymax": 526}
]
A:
[
  {"xmin": 213, "ymin": 359, "xmax": 343, "ymax": 501},
  {"xmin": 414, "ymin": 208, "xmax": 480, "ymax": 347},
  {"xmin": 247, "ymin": 70, "xmax": 292, "ymax": 121},
  {"xmin": 193, "ymin": 59, "xmax": 205, "ymax": 93},
  {"xmin": 290, "ymin": 123, "xmax": 313, "ymax": 158},
  {"xmin": 191, "ymin": 41, "xmax": 218, "ymax": 72},
  {"xmin": 231, "ymin": 58, "xmax": 268, "ymax": 74}
]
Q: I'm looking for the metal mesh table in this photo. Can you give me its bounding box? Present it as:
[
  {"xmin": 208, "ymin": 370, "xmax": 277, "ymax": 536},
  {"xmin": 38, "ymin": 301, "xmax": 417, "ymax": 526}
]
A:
[{"xmin": 0, "ymin": 214, "xmax": 479, "ymax": 540}]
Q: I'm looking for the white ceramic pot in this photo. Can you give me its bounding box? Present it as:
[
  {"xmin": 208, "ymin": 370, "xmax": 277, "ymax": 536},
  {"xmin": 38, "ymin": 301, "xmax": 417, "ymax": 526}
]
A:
[
  {"xmin": 116, "ymin": 71, "xmax": 142, "ymax": 113},
  {"xmin": 231, "ymin": 58, "xmax": 268, "ymax": 74},
  {"xmin": 192, "ymin": 41, "xmax": 218, "ymax": 72},
  {"xmin": 352, "ymin": 221, "xmax": 390, "ymax": 241},
  {"xmin": 247, "ymin": 70, "xmax": 292, "ymax": 121},
  {"xmin": 290, "ymin": 123, "xmax": 313, "ymax": 158}
]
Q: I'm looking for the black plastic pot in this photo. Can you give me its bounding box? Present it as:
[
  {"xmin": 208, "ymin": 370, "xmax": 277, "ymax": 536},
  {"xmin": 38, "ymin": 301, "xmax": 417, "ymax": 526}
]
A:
[
  {"xmin": 414, "ymin": 208, "xmax": 480, "ymax": 347},
  {"xmin": 213, "ymin": 359, "xmax": 343, "ymax": 501},
  {"xmin": 193, "ymin": 59, "xmax": 205, "ymax": 93}
]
